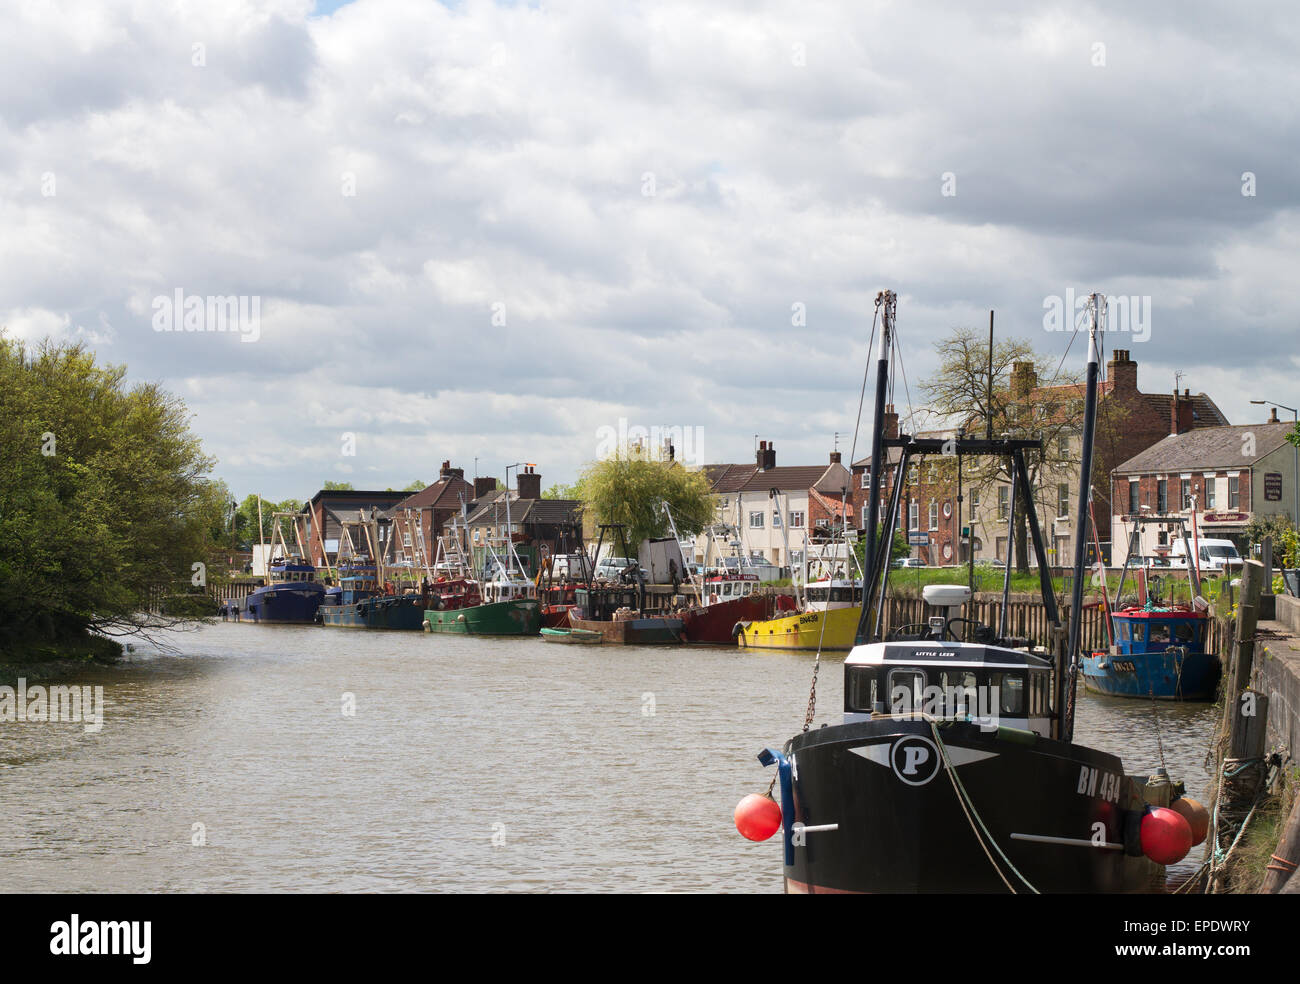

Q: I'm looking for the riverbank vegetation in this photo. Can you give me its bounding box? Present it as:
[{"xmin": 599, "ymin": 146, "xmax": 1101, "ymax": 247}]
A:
[{"xmin": 0, "ymin": 337, "xmax": 226, "ymax": 665}]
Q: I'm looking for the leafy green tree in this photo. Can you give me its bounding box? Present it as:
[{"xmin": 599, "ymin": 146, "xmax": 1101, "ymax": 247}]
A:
[
  {"xmin": 0, "ymin": 337, "xmax": 222, "ymax": 660},
  {"xmin": 323, "ymin": 480, "xmax": 354, "ymax": 491},
  {"xmin": 543, "ymin": 481, "xmax": 582, "ymax": 500},
  {"xmin": 576, "ymin": 450, "xmax": 714, "ymax": 546},
  {"xmin": 1245, "ymin": 513, "xmax": 1298, "ymax": 569},
  {"xmin": 401, "ymin": 480, "xmax": 426, "ymax": 492}
]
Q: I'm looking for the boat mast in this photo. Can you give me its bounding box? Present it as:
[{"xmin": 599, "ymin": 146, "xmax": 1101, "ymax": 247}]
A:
[
  {"xmin": 855, "ymin": 289, "xmax": 895, "ymax": 646},
  {"xmin": 1064, "ymin": 292, "xmax": 1104, "ymax": 742}
]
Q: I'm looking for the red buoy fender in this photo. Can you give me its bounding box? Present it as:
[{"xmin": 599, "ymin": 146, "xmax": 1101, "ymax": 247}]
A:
[
  {"xmin": 1140, "ymin": 806, "xmax": 1193, "ymax": 865},
  {"xmin": 734, "ymin": 793, "xmax": 782, "ymax": 842}
]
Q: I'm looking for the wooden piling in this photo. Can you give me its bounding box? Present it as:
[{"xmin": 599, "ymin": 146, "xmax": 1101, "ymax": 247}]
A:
[{"xmin": 1261, "ymin": 795, "xmax": 1300, "ymax": 894}]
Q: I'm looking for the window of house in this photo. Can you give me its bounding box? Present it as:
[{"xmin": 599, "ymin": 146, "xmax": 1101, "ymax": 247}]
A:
[
  {"xmin": 1181, "ymin": 478, "xmax": 1192, "ymax": 510},
  {"xmin": 1128, "ymin": 480, "xmax": 1139, "ymax": 514},
  {"xmin": 772, "ymin": 509, "xmax": 782, "ymax": 528},
  {"xmin": 908, "ymin": 501, "xmax": 919, "ymax": 531},
  {"xmin": 909, "ymin": 465, "xmax": 919, "ymax": 485},
  {"xmin": 1157, "ymin": 479, "xmax": 1168, "ymax": 513},
  {"xmin": 403, "ymin": 533, "xmax": 412, "ymax": 548},
  {"xmin": 929, "ymin": 500, "xmax": 938, "ymax": 531},
  {"xmin": 861, "ymin": 504, "xmax": 869, "ymax": 528},
  {"xmin": 1229, "ymin": 475, "xmax": 1240, "ymax": 508},
  {"xmin": 970, "ymin": 489, "xmax": 979, "ymax": 520},
  {"xmin": 1058, "ymin": 434, "xmax": 1070, "ymax": 458},
  {"xmin": 860, "ymin": 471, "xmax": 869, "ymax": 489},
  {"xmin": 1204, "ymin": 477, "xmax": 1216, "ymax": 509},
  {"xmin": 928, "ymin": 463, "xmax": 938, "ymax": 483},
  {"xmin": 789, "ymin": 511, "xmax": 805, "ymax": 528},
  {"xmin": 1057, "ymin": 484, "xmax": 1069, "ymax": 518},
  {"xmin": 749, "ymin": 511, "xmax": 765, "ymax": 529},
  {"xmin": 998, "ymin": 486, "xmax": 1009, "ymax": 520}
]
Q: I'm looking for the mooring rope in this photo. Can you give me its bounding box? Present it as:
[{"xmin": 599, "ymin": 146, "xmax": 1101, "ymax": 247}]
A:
[{"xmin": 928, "ymin": 719, "xmax": 1040, "ymax": 894}]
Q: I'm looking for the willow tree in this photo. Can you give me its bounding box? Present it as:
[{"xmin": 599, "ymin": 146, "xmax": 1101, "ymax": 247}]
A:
[
  {"xmin": 0, "ymin": 337, "xmax": 225, "ymax": 662},
  {"xmin": 576, "ymin": 449, "xmax": 715, "ymax": 548}
]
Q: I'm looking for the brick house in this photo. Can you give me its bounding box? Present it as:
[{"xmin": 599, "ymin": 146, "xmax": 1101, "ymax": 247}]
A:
[
  {"xmin": 463, "ymin": 466, "xmax": 583, "ymax": 575},
  {"xmin": 1111, "ymin": 413, "xmax": 1296, "ymax": 562},
  {"xmin": 386, "ymin": 461, "xmax": 477, "ymax": 567}
]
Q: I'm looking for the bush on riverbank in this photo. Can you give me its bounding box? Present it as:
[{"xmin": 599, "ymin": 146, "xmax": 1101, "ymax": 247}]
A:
[{"xmin": 0, "ymin": 337, "xmax": 224, "ymax": 664}]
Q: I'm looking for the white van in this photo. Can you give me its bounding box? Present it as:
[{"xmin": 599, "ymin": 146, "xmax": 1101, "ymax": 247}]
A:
[{"xmin": 1169, "ymin": 538, "xmax": 1242, "ymax": 573}]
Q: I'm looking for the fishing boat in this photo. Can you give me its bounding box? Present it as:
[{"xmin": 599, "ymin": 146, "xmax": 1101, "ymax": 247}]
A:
[
  {"xmin": 735, "ymin": 534, "xmax": 862, "ymax": 651},
  {"xmin": 317, "ymin": 515, "xmax": 427, "ymax": 630},
  {"xmin": 540, "ymin": 627, "xmax": 603, "ymax": 645},
  {"xmin": 745, "ymin": 291, "xmax": 1192, "ymax": 893},
  {"xmin": 422, "ymin": 498, "xmax": 541, "ymax": 636},
  {"xmin": 227, "ymin": 508, "xmax": 327, "ymax": 623},
  {"xmin": 1080, "ymin": 515, "xmax": 1221, "ymax": 700},
  {"xmin": 1081, "ymin": 604, "xmax": 1219, "ymax": 700},
  {"xmin": 734, "ymin": 578, "xmax": 859, "ymax": 650},
  {"xmin": 231, "ymin": 557, "xmax": 327, "ymax": 624},
  {"xmin": 565, "ymin": 523, "xmax": 683, "ymax": 644}
]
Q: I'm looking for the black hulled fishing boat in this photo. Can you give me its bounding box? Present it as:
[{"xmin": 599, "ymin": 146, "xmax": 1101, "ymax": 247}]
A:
[{"xmin": 744, "ymin": 291, "xmax": 1195, "ymax": 893}]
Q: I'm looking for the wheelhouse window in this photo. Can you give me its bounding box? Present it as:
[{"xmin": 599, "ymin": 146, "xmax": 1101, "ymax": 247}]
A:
[
  {"xmin": 988, "ymin": 672, "xmax": 1026, "ymax": 716},
  {"xmin": 888, "ymin": 668, "xmax": 927, "ymax": 713},
  {"xmin": 848, "ymin": 667, "xmax": 879, "ymax": 713}
]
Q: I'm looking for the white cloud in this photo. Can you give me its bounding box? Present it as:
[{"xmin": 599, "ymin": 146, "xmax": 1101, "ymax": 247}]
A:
[{"xmin": 1, "ymin": 0, "xmax": 1297, "ymax": 499}]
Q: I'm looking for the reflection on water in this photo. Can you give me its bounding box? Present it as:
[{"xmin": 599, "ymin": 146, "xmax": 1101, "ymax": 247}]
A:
[{"xmin": 0, "ymin": 624, "xmax": 1216, "ymax": 892}]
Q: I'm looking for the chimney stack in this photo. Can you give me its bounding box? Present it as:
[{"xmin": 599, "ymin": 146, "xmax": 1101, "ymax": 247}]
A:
[
  {"xmin": 1108, "ymin": 349, "xmax": 1137, "ymax": 393},
  {"xmin": 439, "ymin": 460, "xmax": 464, "ymax": 480},
  {"xmin": 829, "ymin": 450, "xmax": 842, "ymax": 464},
  {"xmin": 516, "ymin": 465, "xmax": 542, "ymax": 500},
  {"xmin": 474, "ymin": 476, "xmax": 497, "ymax": 499},
  {"xmin": 1011, "ymin": 361, "xmax": 1038, "ymax": 400},
  {"xmin": 883, "ymin": 403, "xmax": 899, "ymax": 440},
  {"xmin": 756, "ymin": 440, "xmax": 776, "ymax": 471},
  {"xmin": 1171, "ymin": 390, "xmax": 1194, "ymax": 436},
  {"xmin": 1269, "ymin": 406, "xmax": 1280, "ymax": 424}
]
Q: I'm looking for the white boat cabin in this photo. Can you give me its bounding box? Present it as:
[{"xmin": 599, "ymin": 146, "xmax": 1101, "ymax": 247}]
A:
[
  {"xmin": 481, "ymin": 579, "xmax": 537, "ymax": 604},
  {"xmin": 803, "ymin": 578, "xmax": 863, "ymax": 612},
  {"xmin": 841, "ymin": 584, "xmax": 1054, "ymax": 736}
]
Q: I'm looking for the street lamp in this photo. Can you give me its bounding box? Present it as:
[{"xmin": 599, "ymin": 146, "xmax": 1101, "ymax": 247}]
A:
[{"xmin": 1250, "ymin": 399, "xmax": 1298, "ymax": 535}]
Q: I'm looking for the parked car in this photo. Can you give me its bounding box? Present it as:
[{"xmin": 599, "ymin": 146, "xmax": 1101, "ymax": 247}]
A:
[
  {"xmin": 892, "ymin": 557, "xmax": 927, "ymax": 569},
  {"xmin": 594, "ymin": 556, "xmax": 642, "ymax": 580}
]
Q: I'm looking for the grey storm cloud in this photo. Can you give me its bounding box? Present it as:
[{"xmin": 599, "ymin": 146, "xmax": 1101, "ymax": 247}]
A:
[{"xmin": 1, "ymin": 0, "xmax": 1296, "ymax": 500}]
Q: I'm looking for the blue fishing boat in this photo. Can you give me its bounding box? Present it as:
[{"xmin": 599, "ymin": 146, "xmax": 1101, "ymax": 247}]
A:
[
  {"xmin": 1081, "ymin": 604, "xmax": 1220, "ymax": 700},
  {"xmin": 319, "ymin": 563, "xmax": 427, "ymax": 630},
  {"xmin": 227, "ymin": 559, "xmax": 327, "ymax": 624}
]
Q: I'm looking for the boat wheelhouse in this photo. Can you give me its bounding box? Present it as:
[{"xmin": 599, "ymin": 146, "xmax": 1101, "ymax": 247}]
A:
[
  {"xmin": 232, "ymin": 558, "xmax": 327, "ymax": 624},
  {"xmin": 736, "ymin": 577, "xmax": 861, "ymax": 651},
  {"xmin": 1081, "ymin": 605, "xmax": 1219, "ymax": 700}
]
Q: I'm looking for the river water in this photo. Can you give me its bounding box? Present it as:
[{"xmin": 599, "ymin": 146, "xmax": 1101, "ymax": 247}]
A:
[{"xmin": 0, "ymin": 623, "xmax": 1217, "ymax": 892}]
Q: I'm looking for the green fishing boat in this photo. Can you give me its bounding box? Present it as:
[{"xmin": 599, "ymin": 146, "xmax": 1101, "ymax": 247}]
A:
[{"xmin": 424, "ymin": 587, "xmax": 542, "ymax": 635}]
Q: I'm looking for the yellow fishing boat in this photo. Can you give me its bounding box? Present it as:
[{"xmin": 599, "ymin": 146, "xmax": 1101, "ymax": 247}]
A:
[{"xmin": 736, "ymin": 579, "xmax": 863, "ymax": 651}]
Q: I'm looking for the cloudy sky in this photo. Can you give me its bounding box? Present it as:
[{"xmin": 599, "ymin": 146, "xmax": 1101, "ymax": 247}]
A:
[{"xmin": 4, "ymin": 0, "xmax": 1297, "ymax": 501}]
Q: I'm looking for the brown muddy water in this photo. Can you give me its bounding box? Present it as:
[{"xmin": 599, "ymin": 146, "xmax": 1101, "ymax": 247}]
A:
[{"xmin": 0, "ymin": 622, "xmax": 1217, "ymax": 892}]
